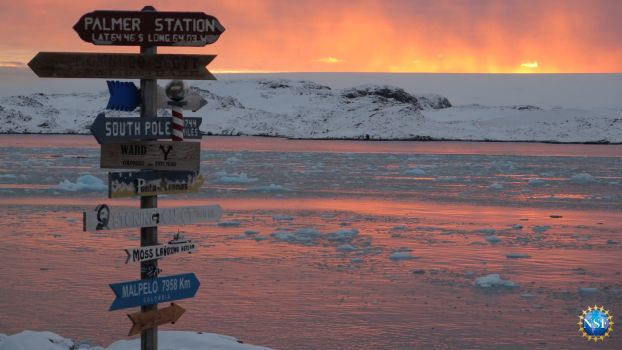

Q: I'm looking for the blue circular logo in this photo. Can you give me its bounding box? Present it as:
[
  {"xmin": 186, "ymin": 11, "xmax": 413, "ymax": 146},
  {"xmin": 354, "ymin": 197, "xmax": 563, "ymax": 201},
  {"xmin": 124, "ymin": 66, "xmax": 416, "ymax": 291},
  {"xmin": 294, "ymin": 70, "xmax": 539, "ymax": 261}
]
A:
[
  {"xmin": 583, "ymin": 310, "xmax": 609, "ymax": 336},
  {"xmin": 578, "ymin": 306, "xmax": 614, "ymax": 342}
]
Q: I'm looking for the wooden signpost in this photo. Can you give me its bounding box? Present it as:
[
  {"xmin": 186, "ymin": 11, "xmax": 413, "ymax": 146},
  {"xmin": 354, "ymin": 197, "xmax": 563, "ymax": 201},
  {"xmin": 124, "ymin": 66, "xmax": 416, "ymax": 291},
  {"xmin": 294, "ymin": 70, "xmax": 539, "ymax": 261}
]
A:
[
  {"xmin": 128, "ymin": 303, "xmax": 186, "ymax": 336},
  {"xmin": 83, "ymin": 204, "xmax": 222, "ymax": 232},
  {"xmin": 74, "ymin": 11, "xmax": 225, "ymax": 46},
  {"xmin": 100, "ymin": 141, "xmax": 201, "ymax": 171},
  {"xmin": 125, "ymin": 242, "xmax": 197, "ymax": 264},
  {"xmin": 28, "ymin": 52, "xmax": 217, "ymax": 80},
  {"xmin": 109, "ymin": 171, "xmax": 204, "ymax": 198},
  {"xmin": 31, "ymin": 6, "xmax": 225, "ymax": 349},
  {"xmin": 90, "ymin": 113, "xmax": 203, "ymax": 144}
]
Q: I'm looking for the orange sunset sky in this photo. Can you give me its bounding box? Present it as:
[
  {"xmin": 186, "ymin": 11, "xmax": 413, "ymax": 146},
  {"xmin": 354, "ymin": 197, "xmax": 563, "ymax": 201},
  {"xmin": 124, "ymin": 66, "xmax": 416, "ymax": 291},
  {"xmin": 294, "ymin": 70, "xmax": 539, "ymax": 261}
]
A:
[{"xmin": 0, "ymin": 0, "xmax": 621, "ymax": 73}]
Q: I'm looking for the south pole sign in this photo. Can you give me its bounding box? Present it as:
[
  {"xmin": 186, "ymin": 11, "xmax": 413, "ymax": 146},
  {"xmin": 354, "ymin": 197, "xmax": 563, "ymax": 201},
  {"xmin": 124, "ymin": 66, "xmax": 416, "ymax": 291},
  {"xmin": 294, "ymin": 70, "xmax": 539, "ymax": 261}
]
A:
[
  {"xmin": 125, "ymin": 242, "xmax": 197, "ymax": 264},
  {"xmin": 90, "ymin": 113, "xmax": 203, "ymax": 143},
  {"xmin": 109, "ymin": 273, "xmax": 200, "ymax": 311},
  {"xmin": 74, "ymin": 11, "xmax": 225, "ymax": 46}
]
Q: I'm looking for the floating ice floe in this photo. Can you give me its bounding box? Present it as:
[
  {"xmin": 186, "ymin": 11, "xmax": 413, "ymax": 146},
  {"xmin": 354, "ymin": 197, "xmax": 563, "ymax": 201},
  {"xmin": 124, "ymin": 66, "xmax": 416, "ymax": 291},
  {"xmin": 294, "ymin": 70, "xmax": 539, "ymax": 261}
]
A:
[
  {"xmin": 271, "ymin": 227, "xmax": 320, "ymax": 244},
  {"xmin": 272, "ymin": 215, "xmax": 294, "ymax": 221},
  {"xmin": 0, "ymin": 174, "xmax": 17, "ymax": 179},
  {"xmin": 489, "ymin": 182, "xmax": 503, "ymax": 190},
  {"xmin": 475, "ymin": 274, "xmax": 518, "ymax": 288},
  {"xmin": 336, "ymin": 244, "xmax": 357, "ymax": 252},
  {"xmin": 327, "ymin": 228, "xmax": 359, "ymax": 243},
  {"xmin": 218, "ymin": 221, "xmax": 241, "ymax": 227},
  {"xmin": 485, "ymin": 235, "xmax": 502, "ymax": 244},
  {"xmin": 578, "ymin": 287, "xmax": 598, "ymax": 294},
  {"xmin": 389, "ymin": 251, "xmax": 418, "ymax": 261},
  {"xmin": 569, "ymin": 172, "xmax": 596, "ymax": 184},
  {"xmin": 532, "ymin": 225, "xmax": 550, "ymax": 233},
  {"xmin": 506, "ymin": 253, "xmax": 531, "ymax": 259},
  {"xmin": 528, "ymin": 178, "xmax": 545, "ymax": 186},
  {"xmin": 478, "ymin": 228, "xmax": 496, "ymax": 235},
  {"xmin": 512, "ymin": 224, "xmax": 523, "ymax": 230},
  {"xmin": 403, "ymin": 167, "xmax": 426, "ymax": 175},
  {"xmin": 224, "ymin": 156, "xmax": 242, "ymax": 165},
  {"xmin": 57, "ymin": 174, "xmax": 106, "ymax": 192},
  {"xmin": 244, "ymin": 230, "xmax": 259, "ymax": 236}
]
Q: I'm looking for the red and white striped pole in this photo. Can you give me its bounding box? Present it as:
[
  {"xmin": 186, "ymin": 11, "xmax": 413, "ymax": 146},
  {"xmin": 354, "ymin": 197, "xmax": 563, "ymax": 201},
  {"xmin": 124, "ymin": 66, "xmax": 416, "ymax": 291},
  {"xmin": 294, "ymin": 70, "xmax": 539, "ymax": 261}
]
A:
[
  {"xmin": 171, "ymin": 104, "xmax": 184, "ymax": 141},
  {"xmin": 165, "ymin": 80, "xmax": 187, "ymax": 141}
]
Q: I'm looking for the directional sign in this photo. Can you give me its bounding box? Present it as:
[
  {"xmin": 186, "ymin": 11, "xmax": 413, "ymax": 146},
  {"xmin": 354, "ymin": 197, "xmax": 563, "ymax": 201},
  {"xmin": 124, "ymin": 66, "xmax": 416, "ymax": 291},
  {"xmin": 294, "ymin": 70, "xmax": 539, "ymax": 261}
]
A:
[
  {"xmin": 100, "ymin": 141, "xmax": 200, "ymax": 171},
  {"xmin": 125, "ymin": 242, "xmax": 196, "ymax": 264},
  {"xmin": 128, "ymin": 303, "xmax": 185, "ymax": 336},
  {"xmin": 90, "ymin": 113, "xmax": 202, "ymax": 144},
  {"xmin": 74, "ymin": 11, "xmax": 225, "ymax": 46},
  {"xmin": 105, "ymin": 82, "xmax": 207, "ymax": 112},
  {"xmin": 109, "ymin": 273, "xmax": 200, "ymax": 311},
  {"xmin": 28, "ymin": 52, "xmax": 216, "ymax": 80},
  {"xmin": 107, "ymin": 81, "xmax": 140, "ymax": 111},
  {"xmin": 109, "ymin": 170, "xmax": 204, "ymax": 198},
  {"xmin": 83, "ymin": 204, "xmax": 222, "ymax": 232}
]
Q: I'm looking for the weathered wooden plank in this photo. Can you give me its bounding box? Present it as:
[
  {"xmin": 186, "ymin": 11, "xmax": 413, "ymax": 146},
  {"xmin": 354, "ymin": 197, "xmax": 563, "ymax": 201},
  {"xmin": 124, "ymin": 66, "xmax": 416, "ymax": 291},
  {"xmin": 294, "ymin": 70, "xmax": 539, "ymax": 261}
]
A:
[
  {"xmin": 127, "ymin": 303, "xmax": 186, "ymax": 336},
  {"xmin": 109, "ymin": 170, "xmax": 204, "ymax": 198},
  {"xmin": 100, "ymin": 141, "xmax": 200, "ymax": 171},
  {"xmin": 83, "ymin": 204, "xmax": 222, "ymax": 232},
  {"xmin": 28, "ymin": 52, "xmax": 216, "ymax": 80}
]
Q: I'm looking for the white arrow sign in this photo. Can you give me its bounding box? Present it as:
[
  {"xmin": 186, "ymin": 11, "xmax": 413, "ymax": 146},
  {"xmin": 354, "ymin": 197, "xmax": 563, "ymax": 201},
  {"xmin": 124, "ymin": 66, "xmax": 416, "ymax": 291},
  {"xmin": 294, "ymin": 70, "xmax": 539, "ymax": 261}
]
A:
[
  {"xmin": 125, "ymin": 242, "xmax": 196, "ymax": 264},
  {"xmin": 83, "ymin": 204, "xmax": 222, "ymax": 232}
]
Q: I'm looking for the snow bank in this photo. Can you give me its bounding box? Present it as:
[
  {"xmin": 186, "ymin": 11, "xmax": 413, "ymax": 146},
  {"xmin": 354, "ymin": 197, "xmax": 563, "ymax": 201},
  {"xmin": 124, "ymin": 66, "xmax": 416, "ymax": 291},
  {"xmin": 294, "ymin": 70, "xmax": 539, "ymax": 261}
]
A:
[
  {"xmin": 475, "ymin": 274, "xmax": 518, "ymax": 289},
  {"xmin": 57, "ymin": 174, "xmax": 106, "ymax": 192},
  {"xmin": 0, "ymin": 330, "xmax": 275, "ymax": 350},
  {"xmin": 3, "ymin": 77, "xmax": 621, "ymax": 142}
]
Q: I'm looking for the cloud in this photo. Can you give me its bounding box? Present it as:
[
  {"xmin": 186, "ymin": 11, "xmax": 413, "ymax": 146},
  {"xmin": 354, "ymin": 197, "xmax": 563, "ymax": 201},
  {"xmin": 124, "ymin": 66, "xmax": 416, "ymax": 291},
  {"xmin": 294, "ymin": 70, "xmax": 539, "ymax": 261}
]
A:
[
  {"xmin": 0, "ymin": 61, "xmax": 26, "ymax": 68},
  {"xmin": 520, "ymin": 61, "xmax": 539, "ymax": 68},
  {"xmin": 316, "ymin": 57, "xmax": 344, "ymax": 64}
]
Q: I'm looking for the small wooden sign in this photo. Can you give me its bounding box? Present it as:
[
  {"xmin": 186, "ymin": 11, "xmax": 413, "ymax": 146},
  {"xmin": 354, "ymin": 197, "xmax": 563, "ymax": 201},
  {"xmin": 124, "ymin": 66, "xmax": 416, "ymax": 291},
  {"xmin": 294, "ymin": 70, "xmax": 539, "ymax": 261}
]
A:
[
  {"xmin": 125, "ymin": 242, "xmax": 196, "ymax": 264},
  {"xmin": 109, "ymin": 170, "xmax": 204, "ymax": 198},
  {"xmin": 128, "ymin": 303, "xmax": 186, "ymax": 336},
  {"xmin": 91, "ymin": 113, "xmax": 203, "ymax": 144},
  {"xmin": 83, "ymin": 204, "xmax": 222, "ymax": 232},
  {"xmin": 100, "ymin": 141, "xmax": 200, "ymax": 171},
  {"xmin": 74, "ymin": 11, "xmax": 225, "ymax": 46},
  {"xmin": 28, "ymin": 52, "xmax": 216, "ymax": 80},
  {"xmin": 109, "ymin": 273, "xmax": 199, "ymax": 311}
]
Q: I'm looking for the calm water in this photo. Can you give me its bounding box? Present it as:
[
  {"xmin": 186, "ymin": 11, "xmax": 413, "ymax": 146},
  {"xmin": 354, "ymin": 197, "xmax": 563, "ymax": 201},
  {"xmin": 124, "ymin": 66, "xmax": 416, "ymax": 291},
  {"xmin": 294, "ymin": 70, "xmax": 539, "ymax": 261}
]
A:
[{"xmin": 0, "ymin": 135, "xmax": 621, "ymax": 349}]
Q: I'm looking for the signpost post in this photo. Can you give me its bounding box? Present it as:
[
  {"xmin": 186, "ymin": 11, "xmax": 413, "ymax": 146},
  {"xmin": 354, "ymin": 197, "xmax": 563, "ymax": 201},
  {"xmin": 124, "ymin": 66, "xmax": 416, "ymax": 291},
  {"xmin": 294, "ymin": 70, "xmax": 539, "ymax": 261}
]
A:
[{"xmin": 31, "ymin": 6, "xmax": 224, "ymax": 350}]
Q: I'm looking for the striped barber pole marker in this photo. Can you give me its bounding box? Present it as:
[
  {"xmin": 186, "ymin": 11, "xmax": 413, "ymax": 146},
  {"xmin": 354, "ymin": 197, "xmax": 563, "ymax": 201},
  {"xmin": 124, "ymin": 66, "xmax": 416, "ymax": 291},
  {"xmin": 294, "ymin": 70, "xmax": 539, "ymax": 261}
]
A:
[{"xmin": 171, "ymin": 105, "xmax": 184, "ymax": 141}]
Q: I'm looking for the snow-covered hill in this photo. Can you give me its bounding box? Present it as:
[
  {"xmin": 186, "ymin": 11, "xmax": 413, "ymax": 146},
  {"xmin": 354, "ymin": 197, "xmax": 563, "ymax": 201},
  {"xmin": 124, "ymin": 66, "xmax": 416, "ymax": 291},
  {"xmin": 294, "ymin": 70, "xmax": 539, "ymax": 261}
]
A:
[{"xmin": 0, "ymin": 78, "xmax": 620, "ymax": 143}]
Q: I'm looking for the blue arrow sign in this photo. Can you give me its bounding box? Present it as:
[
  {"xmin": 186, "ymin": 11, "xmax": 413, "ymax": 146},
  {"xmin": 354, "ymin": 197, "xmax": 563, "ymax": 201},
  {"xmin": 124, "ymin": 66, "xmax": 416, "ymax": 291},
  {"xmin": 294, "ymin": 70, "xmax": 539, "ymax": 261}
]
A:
[
  {"xmin": 109, "ymin": 273, "xmax": 200, "ymax": 311},
  {"xmin": 107, "ymin": 80, "xmax": 140, "ymax": 111}
]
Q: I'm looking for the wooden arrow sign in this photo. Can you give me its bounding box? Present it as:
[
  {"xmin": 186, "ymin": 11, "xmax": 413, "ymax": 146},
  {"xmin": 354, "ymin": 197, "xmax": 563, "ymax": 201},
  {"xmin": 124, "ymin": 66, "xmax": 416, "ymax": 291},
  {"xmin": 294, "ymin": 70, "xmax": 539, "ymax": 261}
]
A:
[
  {"xmin": 74, "ymin": 11, "xmax": 225, "ymax": 46},
  {"xmin": 109, "ymin": 170, "xmax": 204, "ymax": 198},
  {"xmin": 125, "ymin": 241, "xmax": 196, "ymax": 264},
  {"xmin": 100, "ymin": 141, "xmax": 200, "ymax": 171},
  {"xmin": 28, "ymin": 52, "xmax": 216, "ymax": 80},
  {"xmin": 128, "ymin": 303, "xmax": 186, "ymax": 336},
  {"xmin": 90, "ymin": 113, "xmax": 202, "ymax": 144},
  {"xmin": 83, "ymin": 204, "xmax": 222, "ymax": 232}
]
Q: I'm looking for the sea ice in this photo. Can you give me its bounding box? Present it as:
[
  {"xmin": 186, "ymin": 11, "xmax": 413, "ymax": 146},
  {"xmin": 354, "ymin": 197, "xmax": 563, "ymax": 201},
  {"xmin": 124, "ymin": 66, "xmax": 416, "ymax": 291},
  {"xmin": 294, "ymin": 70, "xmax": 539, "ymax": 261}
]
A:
[
  {"xmin": 512, "ymin": 224, "xmax": 523, "ymax": 229},
  {"xmin": 389, "ymin": 251, "xmax": 418, "ymax": 260},
  {"xmin": 247, "ymin": 184, "xmax": 291, "ymax": 192},
  {"xmin": 475, "ymin": 274, "xmax": 518, "ymax": 288},
  {"xmin": 532, "ymin": 226, "xmax": 550, "ymax": 233},
  {"xmin": 215, "ymin": 172, "xmax": 257, "ymax": 184},
  {"xmin": 528, "ymin": 178, "xmax": 545, "ymax": 186},
  {"xmin": 569, "ymin": 172, "xmax": 597, "ymax": 184},
  {"xmin": 336, "ymin": 244, "xmax": 357, "ymax": 252},
  {"xmin": 489, "ymin": 182, "xmax": 504, "ymax": 190},
  {"xmin": 224, "ymin": 156, "xmax": 242, "ymax": 165},
  {"xmin": 57, "ymin": 174, "xmax": 106, "ymax": 192},
  {"xmin": 327, "ymin": 228, "xmax": 359, "ymax": 243},
  {"xmin": 485, "ymin": 235, "xmax": 502, "ymax": 244},
  {"xmin": 218, "ymin": 221, "xmax": 241, "ymax": 227},
  {"xmin": 506, "ymin": 253, "xmax": 531, "ymax": 259},
  {"xmin": 403, "ymin": 167, "xmax": 426, "ymax": 175},
  {"xmin": 272, "ymin": 215, "xmax": 294, "ymax": 221}
]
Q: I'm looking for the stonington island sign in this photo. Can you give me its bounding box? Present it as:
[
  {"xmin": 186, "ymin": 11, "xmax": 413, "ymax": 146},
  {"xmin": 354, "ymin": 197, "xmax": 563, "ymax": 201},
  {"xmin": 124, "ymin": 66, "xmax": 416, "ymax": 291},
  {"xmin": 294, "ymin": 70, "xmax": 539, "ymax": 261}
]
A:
[{"xmin": 74, "ymin": 11, "xmax": 225, "ymax": 46}]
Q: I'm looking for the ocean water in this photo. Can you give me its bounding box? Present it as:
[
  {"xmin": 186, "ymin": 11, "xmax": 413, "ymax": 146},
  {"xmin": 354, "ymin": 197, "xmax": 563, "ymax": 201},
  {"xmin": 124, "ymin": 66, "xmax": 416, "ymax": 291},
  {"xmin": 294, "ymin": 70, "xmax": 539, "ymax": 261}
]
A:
[{"xmin": 0, "ymin": 135, "xmax": 621, "ymax": 349}]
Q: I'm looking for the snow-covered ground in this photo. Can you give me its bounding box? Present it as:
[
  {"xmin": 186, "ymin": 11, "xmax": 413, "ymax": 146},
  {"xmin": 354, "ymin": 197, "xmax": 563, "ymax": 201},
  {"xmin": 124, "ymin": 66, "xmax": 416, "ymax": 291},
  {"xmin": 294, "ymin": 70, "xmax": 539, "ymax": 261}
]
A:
[
  {"xmin": 0, "ymin": 330, "xmax": 275, "ymax": 350},
  {"xmin": 1, "ymin": 69, "xmax": 620, "ymax": 142}
]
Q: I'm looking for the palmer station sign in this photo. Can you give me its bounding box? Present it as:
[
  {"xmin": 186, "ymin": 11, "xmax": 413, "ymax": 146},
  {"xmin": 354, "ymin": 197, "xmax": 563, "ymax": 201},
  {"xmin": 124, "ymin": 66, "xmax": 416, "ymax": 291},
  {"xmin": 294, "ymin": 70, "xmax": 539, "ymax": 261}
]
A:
[{"xmin": 74, "ymin": 11, "xmax": 225, "ymax": 46}]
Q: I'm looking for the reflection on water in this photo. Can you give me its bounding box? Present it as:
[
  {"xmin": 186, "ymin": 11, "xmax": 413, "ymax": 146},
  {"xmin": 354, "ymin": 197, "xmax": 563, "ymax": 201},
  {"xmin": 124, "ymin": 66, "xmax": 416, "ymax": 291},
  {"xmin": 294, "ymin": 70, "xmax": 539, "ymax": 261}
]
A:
[{"xmin": 0, "ymin": 135, "xmax": 621, "ymax": 349}]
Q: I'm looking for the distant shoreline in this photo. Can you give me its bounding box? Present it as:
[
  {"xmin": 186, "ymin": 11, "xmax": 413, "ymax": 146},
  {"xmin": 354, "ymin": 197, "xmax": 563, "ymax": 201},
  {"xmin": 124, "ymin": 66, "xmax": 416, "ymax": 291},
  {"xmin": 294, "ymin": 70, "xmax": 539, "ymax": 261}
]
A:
[{"xmin": 0, "ymin": 132, "xmax": 618, "ymax": 145}]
